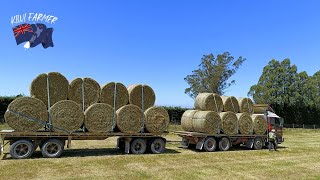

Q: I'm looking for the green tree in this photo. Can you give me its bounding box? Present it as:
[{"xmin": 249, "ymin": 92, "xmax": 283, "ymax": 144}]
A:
[{"xmin": 184, "ymin": 52, "xmax": 245, "ymax": 98}]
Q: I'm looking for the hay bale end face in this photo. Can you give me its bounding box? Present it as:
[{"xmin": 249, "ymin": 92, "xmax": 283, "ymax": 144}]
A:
[
  {"xmin": 127, "ymin": 84, "xmax": 155, "ymax": 110},
  {"xmin": 50, "ymin": 100, "xmax": 84, "ymax": 132},
  {"xmin": 4, "ymin": 97, "xmax": 48, "ymax": 132},
  {"xmin": 194, "ymin": 93, "xmax": 223, "ymax": 112},
  {"xmin": 251, "ymin": 114, "xmax": 267, "ymax": 135},
  {"xmin": 220, "ymin": 111, "xmax": 238, "ymax": 135},
  {"xmin": 192, "ymin": 111, "xmax": 221, "ymax": 134},
  {"xmin": 237, "ymin": 113, "xmax": 253, "ymax": 135},
  {"xmin": 181, "ymin": 110, "xmax": 198, "ymax": 132},
  {"xmin": 221, "ymin": 96, "xmax": 239, "ymax": 113},
  {"xmin": 68, "ymin": 77, "xmax": 101, "ymax": 110},
  {"xmin": 84, "ymin": 103, "xmax": 115, "ymax": 132},
  {"xmin": 144, "ymin": 106, "xmax": 169, "ymax": 133},
  {"xmin": 116, "ymin": 104, "xmax": 144, "ymax": 133},
  {"xmin": 238, "ymin": 97, "xmax": 254, "ymax": 113},
  {"xmin": 30, "ymin": 72, "xmax": 69, "ymax": 107},
  {"xmin": 100, "ymin": 82, "xmax": 129, "ymax": 110}
]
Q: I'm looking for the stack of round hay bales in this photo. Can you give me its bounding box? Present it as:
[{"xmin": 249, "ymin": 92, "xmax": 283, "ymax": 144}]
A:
[
  {"xmin": 238, "ymin": 97, "xmax": 253, "ymax": 113},
  {"xmin": 220, "ymin": 112, "xmax": 238, "ymax": 135},
  {"xmin": 116, "ymin": 105, "xmax": 144, "ymax": 133},
  {"xmin": 144, "ymin": 106, "xmax": 170, "ymax": 133},
  {"xmin": 127, "ymin": 84, "xmax": 155, "ymax": 110},
  {"xmin": 237, "ymin": 113, "xmax": 253, "ymax": 134},
  {"xmin": 221, "ymin": 96, "xmax": 239, "ymax": 113},
  {"xmin": 100, "ymin": 82, "xmax": 129, "ymax": 110},
  {"xmin": 181, "ymin": 110, "xmax": 199, "ymax": 132},
  {"xmin": 194, "ymin": 93, "xmax": 223, "ymax": 112},
  {"xmin": 68, "ymin": 78, "xmax": 101, "ymax": 110},
  {"xmin": 251, "ymin": 114, "xmax": 267, "ymax": 134}
]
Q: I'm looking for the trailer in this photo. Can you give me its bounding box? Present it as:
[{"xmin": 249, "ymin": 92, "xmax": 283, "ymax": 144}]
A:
[{"xmin": 0, "ymin": 130, "xmax": 168, "ymax": 159}]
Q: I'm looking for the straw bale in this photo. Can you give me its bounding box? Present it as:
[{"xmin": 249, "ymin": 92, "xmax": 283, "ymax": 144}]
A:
[
  {"xmin": 236, "ymin": 113, "xmax": 253, "ymax": 135},
  {"xmin": 116, "ymin": 104, "xmax": 144, "ymax": 133},
  {"xmin": 100, "ymin": 82, "xmax": 129, "ymax": 110},
  {"xmin": 84, "ymin": 103, "xmax": 115, "ymax": 132},
  {"xmin": 221, "ymin": 96, "xmax": 239, "ymax": 113},
  {"xmin": 30, "ymin": 72, "xmax": 69, "ymax": 107},
  {"xmin": 50, "ymin": 100, "xmax": 84, "ymax": 132},
  {"xmin": 251, "ymin": 114, "xmax": 267, "ymax": 135},
  {"xmin": 144, "ymin": 106, "xmax": 169, "ymax": 133},
  {"xmin": 220, "ymin": 111, "xmax": 238, "ymax": 135},
  {"xmin": 4, "ymin": 97, "xmax": 48, "ymax": 131},
  {"xmin": 238, "ymin": 97, "xmax": 253, "ymax": 113},
  {"xmin": 192, "ymin": 111, "xmax": 221, "ymax": 134},
  {"xmin": 127, "ymin": 84, "xmax": 155, "ymax": 110},
  {"xmin": 181, "ymin": 110, "xmax": 198, "ymax": 132},
  {"xmin": 68, "ymin": 78, "xmax": 100, "ymax": 110},
  {"xmin": 194, "ymin": 93, "xmax": 223, "ymax": 112}
]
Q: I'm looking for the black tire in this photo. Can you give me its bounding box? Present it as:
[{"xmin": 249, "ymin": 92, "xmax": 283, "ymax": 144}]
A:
[
  {"xmin": 41, "ymin": 139, "xmax": 64, "ymax": 158},
  {"xmin": 253, "ymin": 137, "xmax": 263, "ymax": 150},
  {"xmin": 150, "ymin": 138, "xmax": 166, "ymax": 154},
  {"xmin": 10, "ymin": 139, "xmax": 34, "ymax": 159},
  {"xmin": 203, "ymin": 137, "xmax": 217, "ymax": 152},
  {"xmin": 130, "ymin": 138, "xmax": 147, "ymax": 154},
  {"xmin": 219, "ymin": 137, "xmax": 231, "ymax": 151}
]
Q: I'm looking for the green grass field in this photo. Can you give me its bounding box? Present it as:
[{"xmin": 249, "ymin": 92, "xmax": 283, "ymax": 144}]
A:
[{"xmin": 1, "ymin": 123, "xmax": 320, "ymax": 180}]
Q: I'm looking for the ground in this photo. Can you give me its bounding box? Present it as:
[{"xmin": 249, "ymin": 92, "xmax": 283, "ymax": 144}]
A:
[{"xmin": 1, "ymin": 124, "xmax": 320, "ymax": 180}]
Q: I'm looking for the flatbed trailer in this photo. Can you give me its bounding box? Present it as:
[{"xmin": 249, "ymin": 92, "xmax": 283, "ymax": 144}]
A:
[{"xmin": 0, "ymin": 130, "xmax": 168, "ymax": 159}]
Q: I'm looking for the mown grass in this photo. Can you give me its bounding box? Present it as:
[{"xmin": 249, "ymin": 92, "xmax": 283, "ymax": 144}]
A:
[{"xmin": 1, "ymin": 123, "xmax": 320, "ymax": 180}]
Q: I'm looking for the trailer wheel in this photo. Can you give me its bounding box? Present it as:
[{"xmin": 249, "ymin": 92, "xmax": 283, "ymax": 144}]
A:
[
  {"xmin": 203, "ymin": 137, "xmax": 217, "ymax": 152},
  {"xmin": 219, "ymin": 137, "xmax": 231, "ymax": 151},
  {"xmin": 253, "ymin": 137, "xmax": 263, "ymax": 150},
  {"xmin": 10, "ymin": 139, "xmax": 34, "ymax": 159},
  {"xmin": 131, "ymin": 138, "xmax": 147, "ymax": 154},
  {"xmin": 41, "ymin": 139, "xmax": 64, "ymax": 158},
  {"xmin": 150, "ymin": 138, "xmax": 166, "ymax": 154}
]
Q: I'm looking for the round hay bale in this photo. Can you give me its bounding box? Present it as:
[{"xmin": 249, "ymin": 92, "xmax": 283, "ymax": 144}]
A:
[
  {"xmin": 100, "ymin": 82, "xmax": 129, "ymax": 110},
  {"xmin": 238, "ymin": 97, "xmax": 254, "ymax": 113},
  {"xmin": 127, "ymin": 84, "xmax": 155, "ymax": 110},
  {"xmin": 30, "ymin": 72, "xmax": 69, "ymax": 107},
  {"xmin": 144, "ymin": 106, "xmax": 169, "ymax": 133},
  {"xmin": 4, "ymin": 97, "xmax": 48, "ymax": 132},
  {"xmin": 84, "ymin": 103, "xmax": 115, "ymax": 132},
  {"xmin": 116, "ymin": 105, "xmax": 144, "ymax": 133},
  {"xmin": 50, "ymin": 100, "xmax": 84, "ymax": 132},
  {"xmin": 194, "ymin": 93, "xmax": 223, "ymax": 112},
  {"xmin": 193, "ymin": 111, "xmax": 221, "ymax": 134},
  {"xmin": 251, "ymin": 114, "xmax": 267, "ymax": 135},
  {"xmin": 220, "ymin": 112, "xmax": 238, "ymax": 135},
  {"xmin": 221, "ymin": 96, "xmax": 239, "ymax": 113},
  {"xmin": 181, "ymin": 110, "xmax": 198, "ymax": 132},
  {"xmin": 236, "ymin": 113, "xmax": 253, "ymax": 135},
  {"xmin": 68, "ymin": 78, "xmax": 101, "ymax": 110}
]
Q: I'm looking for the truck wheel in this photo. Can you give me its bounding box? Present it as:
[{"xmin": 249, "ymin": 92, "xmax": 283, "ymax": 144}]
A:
[
  {"xmin": 219, "ymin": 137, "xmax": 231, "ymax": 151},
  {"xmin": 203, "ymin": 137, "xmax": 217, "ymax": 152},
  {"xmin": 10, "ymin": 139, "xmax": 34, "ymax": 159},
  {"xmin": 150, "ymin": 138, "xmax": 166, "ymax": 154},
  {"xmin": 41, "ymin": 139, "xmax": 64, "ymax": 158},
  {"xmin": 131, "ymin": 138, "xmax": 147, "ymax": 154},
  {"xmin": 253, "ymin": 137, "xmax": 263, "ymax": 150}
]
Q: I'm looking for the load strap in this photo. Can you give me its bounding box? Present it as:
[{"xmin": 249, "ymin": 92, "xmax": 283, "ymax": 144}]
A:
[
  {"xmin": 140, "ymin": 85, "xmax": 145, "ymax": 133},
  {"xmin": 111, "ymin": 83, "xmax": 117, "ymax": 132}
]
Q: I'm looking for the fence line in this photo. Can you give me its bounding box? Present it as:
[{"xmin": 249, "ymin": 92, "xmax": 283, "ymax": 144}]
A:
[{"xmin": 283, "ymin": 124, "xmax": 320, "ymax": 129}]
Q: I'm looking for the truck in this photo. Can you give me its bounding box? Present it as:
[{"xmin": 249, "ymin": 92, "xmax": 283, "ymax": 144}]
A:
[
  {"xmin": 0, "ymin": 130, "xmax": 168, "ymax": 159},
  {"xmin": 175, "ymin": 104, "xmax": 284, "ymax": 152}
]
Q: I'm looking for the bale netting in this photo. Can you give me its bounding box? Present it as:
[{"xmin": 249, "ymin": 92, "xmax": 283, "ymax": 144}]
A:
[
  {"xmin": 30, "ymin": 72, "xmax": 69, "ymax": 107},
  {"xmin": 68, "ymin": 78, "xmax": 101, "ymax": 110},
  {"xmin": 116, "ymin": 104, "xmax": 144, "ymax": 133},
  {"xmin": 144, "ymin": 106, "xmax": 169, "ymax": 133},
  {"xmin": 181, "ymin": 110, "xmax": 199, "ymax": 132},
  {"xmin": 221, "ymin": 96, "xmax": 239, "ymax": 113},
  {"xmin": 100, "ymin": 82, "xmax": 129, "ymax": 110},
  {"xmin": 84, "ymin": 103, "xmax": 114, "ymax": 132},
  {"xmin": 238, "ymin": 97, "xmax": 253, "ymax": 113},
  {"xmin": 251, "ymin": 114, "xmax": 267, "ymax": 135},
  {"xmin": 127, "ymin": 84, "xmax": 155, "ymax": 110},
  {"xmin": 220, "ymin": 112, "xmax": 238, "ymax": 135},
  {"xmin": 236, "ymin": 113, "xmax": 253, "ymax": 135},
  {"xmin": 194, "ymin": 93, "xmax": 223, "ymax": 112},
  {"xmin": 50, "ymin": 100, "xmax": 84, "ymax": 132},
  {"xmin": 192, "ymin": 111, "xmax": 221, "ymax": 134},
  {"xmin": 4, "ymin": 97, "xmax": 48, "ymax": 132}
]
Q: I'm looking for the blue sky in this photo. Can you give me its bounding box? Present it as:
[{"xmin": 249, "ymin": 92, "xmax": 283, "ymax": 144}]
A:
[{"xmin": 0, "ymin": 1, "xmax": 320, "ymax": 107}]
